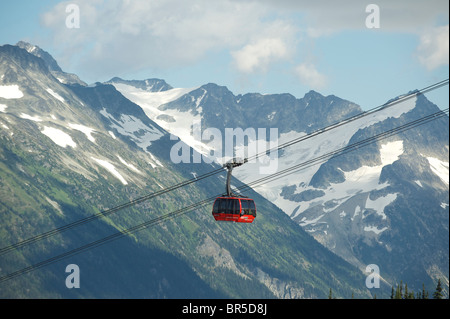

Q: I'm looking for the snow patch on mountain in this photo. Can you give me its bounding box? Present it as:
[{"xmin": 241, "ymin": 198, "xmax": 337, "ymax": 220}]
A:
[
  {"xmin": 45, "ymin": 196, "xmax": 63, "ymax": 216},
  {"xmin": 194, "ymin": 88, "xmax": 207, "ymax": 109},
  {"xmin": 41, "ymin": 126, "xmax": 76, "ymax": 148},
  {"xmin": 279, "ymin": 140, "xmax": 403, "ymax": 221},
  {"xmin": 426, "ymin": 156, "xmax": 449, "ymax": 185},
  {"xmin": 68, "ymin": 123, "xmax": 96, "ymax": 143},
  {"xmin": 364, "ymin": 225, "xmax": 389, "ymax": 234},
  {"xmin": 380, "ymin": 140, "xmax": 404, "ymax": 165},
  {"xmin": 20, "ymin": 113, "xmax": 42, "ymax": 122},
  {"xmin": 117, "ymin": 155, "xmax": 141, "ymax": 173},
  {"xmin": 300, "ymin": 214, "xmax": 325, "ymax": 228},
  {"xmin": 0, "ymin": 85, "xmax": 23, "ymax": 99},
  {"xmin": 365, "ymin": 193, "xmax": 398, "ymax": 220},
  {"xmin": 162, "ymin": 107, "xmax": 205, "ymax": 154},
  {"xmin": 0, "ymin": 104, "xmax": 7, "ymax": 112},
  {"xmin": 148, "ymin": 152, "xmax": 164, "ymax": 168},
  {"xmin": 46, "ymin": 88, "xmax": 65, "ymax": 103},
  {"xmin": 108, "ymin": 131, "xmax": 117, "ymax": 139},
  {"xmin": 91, "ymin": 157, "xmax": 128, "ymax": 185},
  {"xmin": 352, "ymin": 206, "xmax": 361, "ymax": 221},
  {"xmin": 111, "ymin": 82, "xmax": 207, "ymax": 152},
  {"xmin": 99, "ymin": 108, "xmax": 164, "ymax": 152},
  {"xmin": 111, "ymin": 82, "xmax": 197, "ymax": 119}
]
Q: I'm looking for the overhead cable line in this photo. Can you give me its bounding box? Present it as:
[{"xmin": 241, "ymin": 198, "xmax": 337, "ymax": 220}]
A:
[
  {"xmin": 0, "ymin": 107, "xmax": 447, "ymax": 284},
  {"xmin": 0, "ymin": 166, "xmax": 223, "ymax": 256},
  {"xmin": 0, "ymin": 78, "xmax": 447, "ymax": 256}
]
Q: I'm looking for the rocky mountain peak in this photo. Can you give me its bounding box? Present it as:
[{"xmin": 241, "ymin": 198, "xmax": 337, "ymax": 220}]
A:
[{"xmin": 16, "ymin": 41, "xmax": 62, "ymax": 72}]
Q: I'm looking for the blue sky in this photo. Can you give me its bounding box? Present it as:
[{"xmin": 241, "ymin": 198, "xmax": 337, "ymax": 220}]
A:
[{"xmin": 1, "ymin": 0, "xmax": 448, "ymax": 110}]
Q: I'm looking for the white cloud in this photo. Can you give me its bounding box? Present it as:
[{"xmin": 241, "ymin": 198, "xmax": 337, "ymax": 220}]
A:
[
  {"xmin": 232, "ymin": 38, "xmax": 289, "ymax": 74},
  {"xmin": 294, "ymin": 63, "xmax": 327, "ymax": 90},
  {"xmin": 417, "ymin": 25, "xmax": 449, "ymax": 70},
  {"xmin": 253, "ymin": 0, "xmax": 448, "ymax": 35},
  {"xmin": 38, "ymin": 0, "xmax": 448, "ymax": 87},
  {"xmin": 40, "ymin": 0, "xmax": 296, "ymax": 80}
]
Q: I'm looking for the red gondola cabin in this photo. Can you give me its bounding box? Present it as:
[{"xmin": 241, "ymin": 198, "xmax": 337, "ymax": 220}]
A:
[
  {"xmin": 212, "ymin": 159, "xmax": 257, "ymax": 223},
  {"xmin": 212, "ymin": 197, "xmax": 256, "ymax": 223}
]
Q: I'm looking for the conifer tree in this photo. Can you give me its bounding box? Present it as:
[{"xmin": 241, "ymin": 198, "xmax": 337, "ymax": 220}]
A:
[
  {"xmin": 394, "ymin": 283, "xmax": 402, "ymax": 299},
  {"xmin": 421, "ymin": 283, "xmax": 428, "ymax": 299},
  {"xmin": 433, "ymin": 279, "xmax": 443, "ymax": 299}
]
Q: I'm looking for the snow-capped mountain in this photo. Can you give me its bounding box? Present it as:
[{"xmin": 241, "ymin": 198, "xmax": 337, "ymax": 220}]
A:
[
  {"xmin": 1, "ymin": 42, "xmax": 376, "ymax": 298},
  {"xmin": 109, "ymin": 77, "xmax": 449, "ymax": 292}
]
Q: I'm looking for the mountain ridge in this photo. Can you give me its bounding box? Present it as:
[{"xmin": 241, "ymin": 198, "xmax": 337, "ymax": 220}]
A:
[
  {"xmin": 106, "ymin": 69, "xmax": 448, "ymax": 294},
  {"xmin": 0, "ymin": 42, "xmax": 375, "ymax": 298}
]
